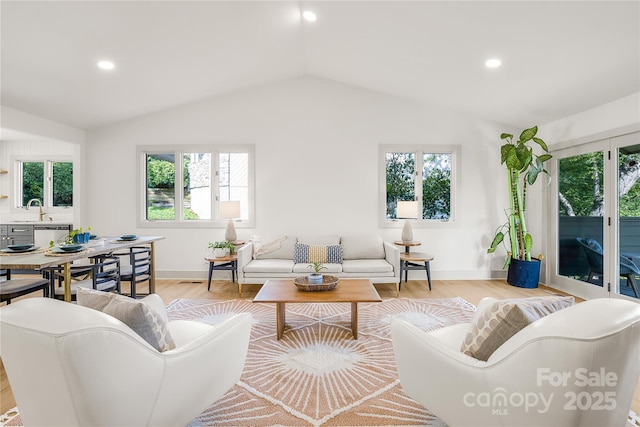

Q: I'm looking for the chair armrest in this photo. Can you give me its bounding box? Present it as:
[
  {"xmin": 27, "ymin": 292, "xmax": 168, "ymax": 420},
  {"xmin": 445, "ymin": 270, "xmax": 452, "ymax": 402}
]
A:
[
  {"xmin": 150, "ymin": 313, "xmax": 253, "ymax": 425},
  {"xmin": 236, "ymin": 242, "xmax": 253, "ymax": 281},
  {"xmin": 384, "ymin": 241, "xmax": 400, "ymax": 280}
]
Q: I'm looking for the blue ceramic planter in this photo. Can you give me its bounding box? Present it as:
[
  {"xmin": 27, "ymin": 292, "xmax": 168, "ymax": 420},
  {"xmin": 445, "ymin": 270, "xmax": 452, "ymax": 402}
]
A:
[
  {"xmin": 507, "ymin": 258, "xmax": 541, "ymax": 288},
  {"xmin": 73, "ymin": 232, "xmax": 90, "ymax": 244},
  {"xmin": 308, "ymin": 273, "xmax": 323, "ymax": 284}
]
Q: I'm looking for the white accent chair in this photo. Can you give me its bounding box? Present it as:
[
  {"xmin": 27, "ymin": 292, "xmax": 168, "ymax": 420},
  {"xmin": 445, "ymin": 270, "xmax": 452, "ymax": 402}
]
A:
[
  {"xmin": 0, "ymin": 296, "xmax": 252, "ymax": 427},
  {"xmin": 392, "ymin": 297, "xmax": 640, "ymax": 427}
]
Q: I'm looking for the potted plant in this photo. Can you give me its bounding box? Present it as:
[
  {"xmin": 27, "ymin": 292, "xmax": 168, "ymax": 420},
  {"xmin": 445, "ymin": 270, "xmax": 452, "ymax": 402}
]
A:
[
  {"xmin": 70, "ymin": 226, "xmax": 92, "ymax": 244},
  {"xmin": 208, "ymin": 241, "xmax": 236, "ymax": 257},
  {"xmin": 487, "ymin": 125, "xmax": 552, "ymax": 288},
  {"xmin": 307, "ymin": 261, "xmax": 327, "ymax": 284}
]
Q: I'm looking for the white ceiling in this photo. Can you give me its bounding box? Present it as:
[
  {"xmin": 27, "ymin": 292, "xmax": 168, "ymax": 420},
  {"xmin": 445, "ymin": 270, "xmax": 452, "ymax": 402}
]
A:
[{"xmin": 1, "ymin": 1, "xmax": 639, "ymax": 131}]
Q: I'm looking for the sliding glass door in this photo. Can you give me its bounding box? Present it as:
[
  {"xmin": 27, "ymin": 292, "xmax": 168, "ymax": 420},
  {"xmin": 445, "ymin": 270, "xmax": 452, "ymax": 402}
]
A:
[
  {"xmin": 614, "ymin": 133, "xmax": 640, "ymax": 299},
  {"xmin": 549, "ymin": 132, "xmax": 640, "ymax": 300}
]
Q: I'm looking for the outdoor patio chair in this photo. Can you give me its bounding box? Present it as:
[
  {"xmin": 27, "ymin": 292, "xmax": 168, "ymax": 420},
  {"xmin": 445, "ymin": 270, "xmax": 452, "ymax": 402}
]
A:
[{"xmin": 576, "ymin": 237, "xmax": 639, "ymax": 297}]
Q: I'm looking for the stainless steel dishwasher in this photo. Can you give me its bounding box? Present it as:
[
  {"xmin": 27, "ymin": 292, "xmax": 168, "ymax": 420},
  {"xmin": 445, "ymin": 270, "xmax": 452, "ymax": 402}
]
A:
[{"xmin": 34, "ymin": 224, "xmax": 72, "ymax": 247}]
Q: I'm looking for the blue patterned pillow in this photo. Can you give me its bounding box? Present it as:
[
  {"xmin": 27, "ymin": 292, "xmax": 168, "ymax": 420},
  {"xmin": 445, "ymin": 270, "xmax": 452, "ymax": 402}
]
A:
[{"xmin": 294, "ymin": 243, "xmax": 343, "ymax": 264}]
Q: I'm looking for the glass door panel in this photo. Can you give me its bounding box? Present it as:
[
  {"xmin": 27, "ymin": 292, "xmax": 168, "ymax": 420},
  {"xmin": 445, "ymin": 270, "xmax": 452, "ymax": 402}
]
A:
[
  {"xmin": 615, "ymin": 135, "xmax": 640, "ymax": 299},
  {"xmin": 557, "ymin": 151, "xmax": 606, "ymax": 294},
  {"xmin": 550, "ymin": 132, "xmax": 640, "ymax": 301}
]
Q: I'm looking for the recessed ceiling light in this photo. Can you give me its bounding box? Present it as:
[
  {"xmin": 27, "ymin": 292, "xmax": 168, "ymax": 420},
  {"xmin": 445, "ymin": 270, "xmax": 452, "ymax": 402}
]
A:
[
  {"xmin": 485, "ymin": 58, "xmax": 502, "ymax": 68},
  {"xmin": 302, "ymin": 10, "xmax": 317, "ymax": 22},
  {"xmin": 97, "ymin": 60, "xmax": 115, "ymax": 70}
]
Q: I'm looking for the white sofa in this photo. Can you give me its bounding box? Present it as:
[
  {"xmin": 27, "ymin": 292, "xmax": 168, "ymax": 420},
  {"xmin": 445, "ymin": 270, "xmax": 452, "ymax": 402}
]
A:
[
  {"xmin": 237, "ymin": 235, "xmax": 400, "ymax": 294},
  {"xmin": 392, "ymin": 297, "xmax": 640, "ymax": 427}
]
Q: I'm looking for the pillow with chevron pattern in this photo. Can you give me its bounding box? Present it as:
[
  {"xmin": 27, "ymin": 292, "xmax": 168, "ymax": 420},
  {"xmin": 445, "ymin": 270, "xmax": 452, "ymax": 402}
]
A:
[{"xmin": 294, "ymin": 243, "xmax": 343, "ymax": 264}]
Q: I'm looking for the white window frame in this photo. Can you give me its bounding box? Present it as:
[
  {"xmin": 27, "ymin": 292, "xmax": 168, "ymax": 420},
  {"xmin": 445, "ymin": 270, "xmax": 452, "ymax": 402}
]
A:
[
  {"xmin": 379, "ymin": 144, "xmax": 460, "ymax": 228},
  {"xmin": 11, "ymin": 156, "xmax": 75, "ymax": 212},
  {"xmin": 136, "ymin": 144, "xmax": 255, "ymax": 229}
]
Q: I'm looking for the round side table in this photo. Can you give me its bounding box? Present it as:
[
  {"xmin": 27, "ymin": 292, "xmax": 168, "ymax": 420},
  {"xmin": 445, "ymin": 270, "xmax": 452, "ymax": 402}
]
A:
[
  {"xmin": 394, "ymin": 241, "xmax": 422, "ymax": 254},
  {"xmin": 399, "ymin": 252, "xmax": 434, "ymax": 291}
]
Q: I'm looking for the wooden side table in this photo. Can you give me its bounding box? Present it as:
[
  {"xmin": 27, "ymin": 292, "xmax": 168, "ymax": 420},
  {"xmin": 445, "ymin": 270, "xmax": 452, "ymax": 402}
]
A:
[
  {"xmin": 205, "ymin": 253, "xmax": 238, "ymax": 290},
  {"xmin": 399, "ymin": 251, "xmax": 434, "ymax": 291},
  {"xmin": 394, "ymin": 240, "xmax": 422, "ymax": 254}
]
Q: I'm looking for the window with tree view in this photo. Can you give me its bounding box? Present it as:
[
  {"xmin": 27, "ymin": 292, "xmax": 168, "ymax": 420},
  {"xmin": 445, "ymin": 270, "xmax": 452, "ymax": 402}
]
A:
[
  {"xmin": 141, "ymin": 147, "xmax": 252, "ymax": 225},
  {"xmin": 19, "ymin": 160, "xmax": 73, "ymax": 208},
  {"xmin": 383, "ymin": 146, "xmax": 456, "ymax": 223}
]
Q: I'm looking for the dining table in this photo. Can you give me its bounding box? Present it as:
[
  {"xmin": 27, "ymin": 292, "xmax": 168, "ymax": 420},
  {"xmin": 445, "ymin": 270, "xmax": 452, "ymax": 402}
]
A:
[{"xmin": 0, "ymin": 235, "xmax": 164, "ymax": 302}]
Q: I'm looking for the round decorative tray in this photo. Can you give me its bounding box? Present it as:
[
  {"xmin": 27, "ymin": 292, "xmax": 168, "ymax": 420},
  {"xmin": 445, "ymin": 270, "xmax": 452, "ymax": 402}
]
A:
[{"xmin": 294, "ymin": 275, "xmax": 339, "ymax": 291}]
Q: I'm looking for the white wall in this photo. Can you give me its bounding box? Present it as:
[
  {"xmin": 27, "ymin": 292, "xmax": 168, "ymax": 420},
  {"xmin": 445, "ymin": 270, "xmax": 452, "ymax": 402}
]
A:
[{"xmin": 87, "ymin": 76, "xmax": 512, "ymax": 279}]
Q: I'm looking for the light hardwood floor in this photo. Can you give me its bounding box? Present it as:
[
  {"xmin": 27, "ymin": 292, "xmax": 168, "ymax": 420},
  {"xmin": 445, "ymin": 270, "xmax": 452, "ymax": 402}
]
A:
[{"xmin": 1, "ymin": 278, "xmax": 639, "ymax": 418}]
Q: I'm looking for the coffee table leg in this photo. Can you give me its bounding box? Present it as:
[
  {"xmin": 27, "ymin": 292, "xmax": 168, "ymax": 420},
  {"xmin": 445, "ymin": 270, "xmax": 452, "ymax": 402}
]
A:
[
  {"xmin": 351, "ymin": 302, "xmax": 358, "ymax": 339},
  {"xmin": 276, "ymin": 302, "xmax": 286, "ymax": 340}
]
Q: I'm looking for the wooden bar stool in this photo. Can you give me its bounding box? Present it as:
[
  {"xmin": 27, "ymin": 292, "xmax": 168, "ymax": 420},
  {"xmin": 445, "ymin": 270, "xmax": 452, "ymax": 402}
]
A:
[{"xmin": 399, "ymin": 252, "xmax": 434, "ymax": 290}]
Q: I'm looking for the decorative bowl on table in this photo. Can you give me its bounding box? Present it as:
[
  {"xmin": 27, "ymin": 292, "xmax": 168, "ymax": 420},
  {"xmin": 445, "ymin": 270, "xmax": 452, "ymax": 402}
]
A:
[
  {"xmin": 294, "ymin": 275, "xmax": 339, "ymax": 291},
  {"xmin": 119, "ymin": 235, "xmax": 138, "ymax": 241}
]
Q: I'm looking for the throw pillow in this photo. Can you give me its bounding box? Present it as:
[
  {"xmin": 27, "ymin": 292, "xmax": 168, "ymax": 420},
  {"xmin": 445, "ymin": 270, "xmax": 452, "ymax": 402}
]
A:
[
  {"xmin": 293, "ymin": 243, "xmax": 343, "ymax": 264},
  {"xmin": 460, "ymin": 295, "xmax": 574, "ymax": 361},
  {"xmin": 77, "ymin": 288, "xmax": 176, "ymax": 352}
]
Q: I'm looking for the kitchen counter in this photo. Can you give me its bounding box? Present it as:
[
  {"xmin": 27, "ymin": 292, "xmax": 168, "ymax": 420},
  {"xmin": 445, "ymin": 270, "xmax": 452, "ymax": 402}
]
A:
[{"xmin": 1, "ymin": 221, "xmax": 74, "ymax": 225}]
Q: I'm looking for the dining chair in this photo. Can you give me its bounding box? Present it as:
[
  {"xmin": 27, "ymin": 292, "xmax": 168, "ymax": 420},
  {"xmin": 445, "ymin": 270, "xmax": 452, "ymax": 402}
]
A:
[
  {"xmin": 0, "ymin": 269, "xmax": 50, "ymax": 304},
  {"xmin": 47, "ymin": 257, "xmax": 121, "ymax": 300},
  {"xmin": 109, "ymin": 246, "xmax": 152, "ymax": 298}
]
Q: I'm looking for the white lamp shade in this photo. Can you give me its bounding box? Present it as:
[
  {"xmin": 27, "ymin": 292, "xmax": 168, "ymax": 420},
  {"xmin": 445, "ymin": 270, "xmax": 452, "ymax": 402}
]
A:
[
  {"xmin": 397, "ymin": 201, "xmax": 419, "ymax": 219},
  {"xmin": 219, "ymin": 201, "xmax": 241, "ymax": 219}
]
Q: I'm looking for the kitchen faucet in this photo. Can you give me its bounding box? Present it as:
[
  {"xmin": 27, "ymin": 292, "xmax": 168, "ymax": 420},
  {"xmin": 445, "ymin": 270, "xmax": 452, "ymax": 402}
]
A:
[{"xmin": 26, "ymin": 198, "xmax": 46, "ymax": 221}]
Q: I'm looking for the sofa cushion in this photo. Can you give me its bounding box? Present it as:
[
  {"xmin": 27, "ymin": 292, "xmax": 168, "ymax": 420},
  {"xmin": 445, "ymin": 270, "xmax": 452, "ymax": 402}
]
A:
[
  {"xmin": 460, "ymin": 296, "xmax": 574, "ymax": 361},
  {"xmin": 297, "ymin": 235, "xmax": 341, "ymax": 245},
  {"xmin": 341, "ymin": 236, "xmax": 385, "ymax": 260},
  {"xmin": 253, "ymin": 236, "xmax": 297, "ymax": 260},
  {"xmin": 342, "ymin": 259, "xmax": 393, "ymax": 273},
  {"xmin": 292, "ymin": 263, "xmax": 343, "ymax": 274},
  {"xmin": 243, "ymin": 259, "xmax": 294, "ymax": 273},
  {"xmin": 293, "ymin": 243, "xmax": 343, "ymax": 264},
  {"xmin": 77, "ymin": 287, "xmax": 176, "ymax": 352}
]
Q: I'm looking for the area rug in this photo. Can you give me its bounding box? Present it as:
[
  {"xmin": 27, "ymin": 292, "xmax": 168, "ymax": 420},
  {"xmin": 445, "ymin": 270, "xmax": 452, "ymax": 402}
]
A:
[
  {"xmin": 3, "ymin": 297, "xmax": 474, "ymax": 427},
  {"xmin": 171, "ymin": 297, "xmax": 475, "ymax": 426}
]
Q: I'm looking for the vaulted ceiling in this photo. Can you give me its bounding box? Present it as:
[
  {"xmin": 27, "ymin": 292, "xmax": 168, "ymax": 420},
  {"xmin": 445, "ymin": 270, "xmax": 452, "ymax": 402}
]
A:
[{"xmin": 1, "ymin": 1, "xmax": 638, "ymax": 131}]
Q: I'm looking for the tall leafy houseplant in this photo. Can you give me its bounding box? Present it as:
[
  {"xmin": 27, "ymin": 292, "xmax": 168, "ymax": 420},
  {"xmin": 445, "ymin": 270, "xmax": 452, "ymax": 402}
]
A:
[{"xmin": 488, "ymin": 126, "xmax": 552, "ymax": 286}]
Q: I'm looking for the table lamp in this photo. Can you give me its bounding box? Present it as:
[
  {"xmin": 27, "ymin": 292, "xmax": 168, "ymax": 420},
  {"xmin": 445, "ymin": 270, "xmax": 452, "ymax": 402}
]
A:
[
  {"xmin": 220, "ymin": 200, "xmax": 241, "ymax": 242},
  {"xmin": 397, "ymin": 201, "xmax": 418, "ymax": 242}
]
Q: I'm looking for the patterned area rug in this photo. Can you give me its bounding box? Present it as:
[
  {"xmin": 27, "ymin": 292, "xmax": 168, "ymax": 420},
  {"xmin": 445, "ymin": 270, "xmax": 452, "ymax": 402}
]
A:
[
  {"xmin": 170, "ymin": 297, "xmax": 475, "ymax": 426},
  {"xmin": 3, "ymin": 297, "xmax": 475, "ymax": 427}
]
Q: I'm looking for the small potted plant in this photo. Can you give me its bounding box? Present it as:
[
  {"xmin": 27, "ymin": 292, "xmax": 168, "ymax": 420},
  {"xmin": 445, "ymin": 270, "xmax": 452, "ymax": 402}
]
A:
[
  {"xmin": 208, "ymin": 241, "xmax": 236, "ymax": 257},
  {"xmin": 308, "ymin": 261, "xmax": 327, "ymax": 284},
  {"xmin": 71, "ymin": 226, "xmax": 92, "ymax": 244}
]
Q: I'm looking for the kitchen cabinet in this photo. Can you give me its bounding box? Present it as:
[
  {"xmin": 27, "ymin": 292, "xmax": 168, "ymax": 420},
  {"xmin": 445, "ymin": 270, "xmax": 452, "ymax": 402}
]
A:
[
  {"xmin": 2, "ymin": 225, "xmax": 33, "ymax": 249},
  {"xmin": 0, "ymin": 223, "xmax": 72, "ymax": 249}
]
